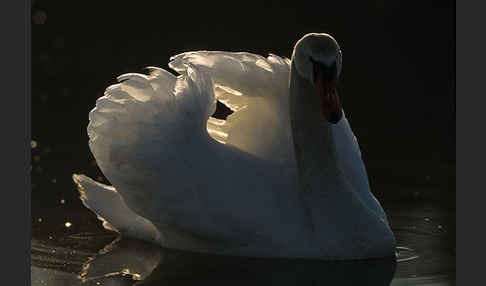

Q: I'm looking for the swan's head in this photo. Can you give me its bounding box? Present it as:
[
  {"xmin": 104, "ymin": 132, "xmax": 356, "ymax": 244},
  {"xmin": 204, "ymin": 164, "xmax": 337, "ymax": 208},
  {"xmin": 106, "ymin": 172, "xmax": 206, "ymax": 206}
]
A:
[{"xmin": 292, "ymin": 33, "xmax": 343, "ymax": 124}]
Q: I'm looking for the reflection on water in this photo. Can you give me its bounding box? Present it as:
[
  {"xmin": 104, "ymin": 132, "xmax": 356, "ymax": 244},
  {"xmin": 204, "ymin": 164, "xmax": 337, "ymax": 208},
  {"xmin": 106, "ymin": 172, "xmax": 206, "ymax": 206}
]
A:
[
  {"xmin": 396, "ymin": 247, "xmax": 419, "ymax": 263},
  {"xmin": 32, "ymin": 212, "xmax": 455, "ymax": 286},
  {"xmin": 32, "ymin": 237, "xmax": 397, "ymax": 286}
]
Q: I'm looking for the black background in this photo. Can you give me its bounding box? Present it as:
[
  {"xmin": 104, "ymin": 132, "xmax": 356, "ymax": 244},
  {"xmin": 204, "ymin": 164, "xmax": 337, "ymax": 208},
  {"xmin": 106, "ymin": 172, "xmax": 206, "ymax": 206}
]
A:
[{"xmin": 31, "ymin": 0, "xmax": 455, "ymax": 236}]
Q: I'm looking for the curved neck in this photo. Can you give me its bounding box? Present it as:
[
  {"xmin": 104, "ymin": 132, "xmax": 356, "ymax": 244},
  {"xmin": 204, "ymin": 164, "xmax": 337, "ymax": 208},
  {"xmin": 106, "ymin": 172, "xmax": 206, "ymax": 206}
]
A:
[
  {"xmin": 289, "ymin": 61, "xmax": 342, "ymax": 193},
  {"xmin": 289, "ymin": 61, "xmax": 361, "ymax": 253}
]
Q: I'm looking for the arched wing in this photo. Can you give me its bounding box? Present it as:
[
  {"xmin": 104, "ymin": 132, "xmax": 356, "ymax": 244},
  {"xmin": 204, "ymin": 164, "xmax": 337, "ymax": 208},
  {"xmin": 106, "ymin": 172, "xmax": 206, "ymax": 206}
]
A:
[
  {"xmin": 88, "ymin": 62, "xmax": 223, "ymax": 215},
  {"xmin": 86, "ymin": 59, "xmax": 294, "ymax": 244},
  {"xmin": 169, "ymin": 51, "xmax": 295, "ymax": 164}
]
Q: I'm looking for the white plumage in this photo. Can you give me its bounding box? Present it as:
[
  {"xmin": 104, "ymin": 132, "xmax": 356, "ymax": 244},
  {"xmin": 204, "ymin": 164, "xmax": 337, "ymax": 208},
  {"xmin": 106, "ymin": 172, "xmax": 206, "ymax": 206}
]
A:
[{"xmin": 73, "ymin": 33, "xmax": 396, "ymax": 259}]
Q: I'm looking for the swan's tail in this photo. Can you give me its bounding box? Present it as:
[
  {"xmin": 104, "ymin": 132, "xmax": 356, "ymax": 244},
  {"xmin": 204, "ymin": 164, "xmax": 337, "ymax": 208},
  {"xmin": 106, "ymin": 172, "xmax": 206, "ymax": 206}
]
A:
[{"xmin": 72, "ymin": 174, "xmax": 162, "ymax": 244}]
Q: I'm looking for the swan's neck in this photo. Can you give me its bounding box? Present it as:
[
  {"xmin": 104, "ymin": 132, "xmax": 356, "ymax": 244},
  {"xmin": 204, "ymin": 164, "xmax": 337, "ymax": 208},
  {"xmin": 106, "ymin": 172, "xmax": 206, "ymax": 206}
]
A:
[
  {"xmin": 290, "ymin": 61, "xmax": 358, "ymax": 249},
  {"xmin": 289, "ymin": 62, "xmax": 343, "ymax": 191}
]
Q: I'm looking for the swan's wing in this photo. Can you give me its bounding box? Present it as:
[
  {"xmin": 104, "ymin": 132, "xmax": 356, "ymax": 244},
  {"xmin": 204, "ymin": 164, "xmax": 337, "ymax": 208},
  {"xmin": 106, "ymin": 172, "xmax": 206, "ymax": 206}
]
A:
[
  {"xmin": 169, "ymin": 52, "xmax": 294, "ymax": 164},
  {"xmin": 86, "ymin": 62, "xmax": 298, "ymax": 246},
  {"xmin": 88, "ymin": 64, "xmax": 216, "ymax": 174},
  {"xmin": 87, "ymin": 63, "xmax": 225, "ymax": 228},
  {"xmin": 72, "ymin": 174, "xmax": 162, "ymax": 243}
]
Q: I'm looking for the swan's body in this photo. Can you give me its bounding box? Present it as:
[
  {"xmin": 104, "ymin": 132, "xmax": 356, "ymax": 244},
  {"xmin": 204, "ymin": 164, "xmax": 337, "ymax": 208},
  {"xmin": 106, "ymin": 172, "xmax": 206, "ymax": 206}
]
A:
[{"xmin": 73, "ymin": 33, "xmax": 396, "ymax": 259}]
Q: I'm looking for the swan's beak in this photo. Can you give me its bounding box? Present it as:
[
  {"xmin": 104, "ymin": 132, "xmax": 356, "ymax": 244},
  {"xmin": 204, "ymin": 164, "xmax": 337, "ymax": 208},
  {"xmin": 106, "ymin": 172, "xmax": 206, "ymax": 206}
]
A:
[{"xmin": 315, "ymin": 67, "xmax": 342, "ymax": 124}]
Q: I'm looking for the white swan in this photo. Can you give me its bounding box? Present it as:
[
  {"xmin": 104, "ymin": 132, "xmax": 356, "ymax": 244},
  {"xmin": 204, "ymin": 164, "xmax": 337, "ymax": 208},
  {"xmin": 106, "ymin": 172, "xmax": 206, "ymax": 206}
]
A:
[{"xmin": 73, "ymin": 33, "xmax": 396, "ymax": 259}]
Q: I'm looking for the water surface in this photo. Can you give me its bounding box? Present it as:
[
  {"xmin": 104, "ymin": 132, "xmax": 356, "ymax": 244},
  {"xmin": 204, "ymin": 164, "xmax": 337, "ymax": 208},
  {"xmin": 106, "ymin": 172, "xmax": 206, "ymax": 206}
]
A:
[{"xmin": 31, "ymin": 201, "xmax": 455, "ymax": 286}]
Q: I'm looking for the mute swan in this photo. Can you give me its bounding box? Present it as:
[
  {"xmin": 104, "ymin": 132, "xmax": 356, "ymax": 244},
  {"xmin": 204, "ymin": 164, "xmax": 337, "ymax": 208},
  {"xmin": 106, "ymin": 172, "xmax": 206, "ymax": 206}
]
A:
[{"xmin": 73, "ymin": 33, "xmax": 396, "ymax": 259}]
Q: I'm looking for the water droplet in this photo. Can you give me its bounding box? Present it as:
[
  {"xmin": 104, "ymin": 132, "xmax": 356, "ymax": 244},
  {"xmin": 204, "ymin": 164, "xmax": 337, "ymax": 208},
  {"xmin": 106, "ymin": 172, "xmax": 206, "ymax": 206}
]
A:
[
  {"xmin": 65, "ymin": 222, "xmax": 72, "ymax": 228},
  {"xmin": 49, "ymin": 236, "xmax": 53, "ymax": 240},
  {"xmin": 424, "ymin": 217, "xmax": 430, "ymax": 222},
  {"xmin": 60, "ymin": 199, "xmax": 65, "ymax": 204},
  {"xmin": 37, "ymin": 218, "xmax": 42, "ymax": 222},
  {"xmin": 31, "ymin": 140, "xmax": 37, "ymax": 149},
  {"xmin": 437, "ymin": 225, "xmax": 443, "ymax": 229}
]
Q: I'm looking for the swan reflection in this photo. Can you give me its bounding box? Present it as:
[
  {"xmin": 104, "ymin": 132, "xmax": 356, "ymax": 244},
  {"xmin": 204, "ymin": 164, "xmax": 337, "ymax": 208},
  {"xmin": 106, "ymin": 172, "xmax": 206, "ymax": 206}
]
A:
[{"xmin": 33, "ymin": 236, "xmax": 398, "ymax": 285}]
